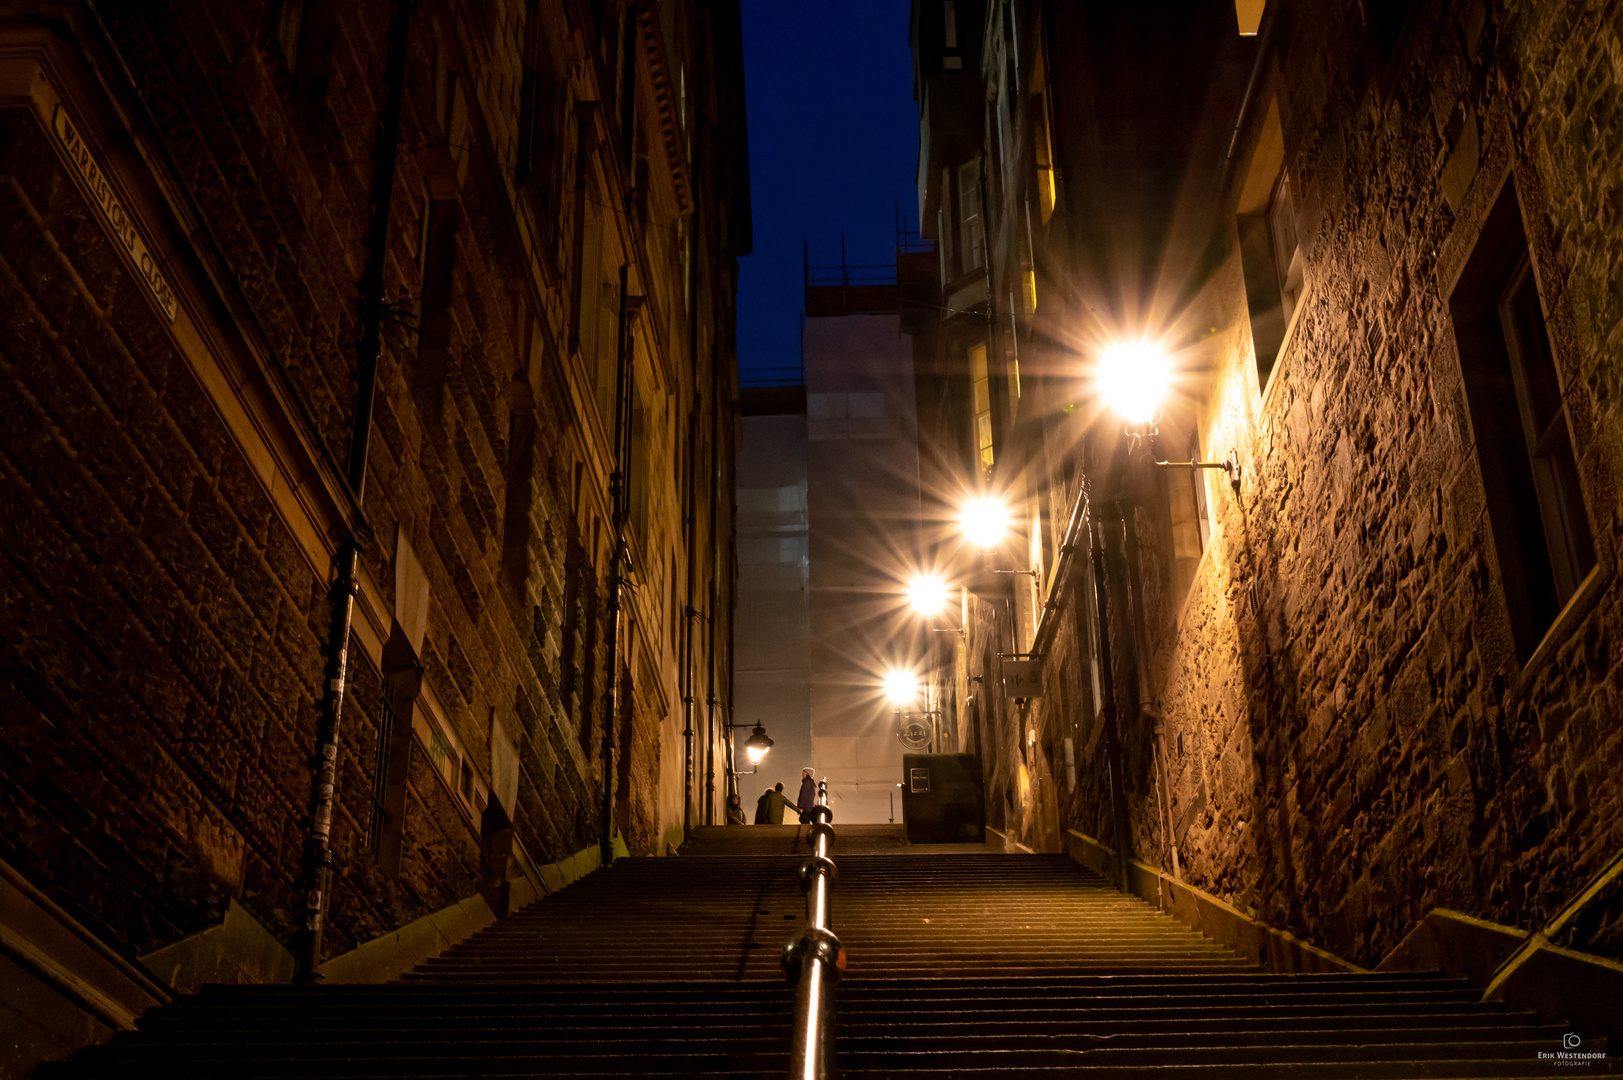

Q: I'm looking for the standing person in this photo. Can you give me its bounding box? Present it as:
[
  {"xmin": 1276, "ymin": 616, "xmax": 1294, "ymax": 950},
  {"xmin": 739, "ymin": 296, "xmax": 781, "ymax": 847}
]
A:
[
  {"xmin": 754, "ymin": 787, "xmax": 775, "ymax": 824},
  {"xmin": 796, "ymin": 768, "xmax": 817, "ymax": 823},
  {"xmin": 725, "ymin": 793, "xmax": 746, "ymax": 825},
  {"xmin": 767, "ymin": 782, "xmax": 792, "ymax": 824}
]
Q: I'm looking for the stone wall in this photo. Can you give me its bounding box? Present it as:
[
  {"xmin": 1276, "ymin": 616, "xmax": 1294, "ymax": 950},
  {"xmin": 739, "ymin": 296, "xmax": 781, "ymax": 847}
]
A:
[
  {"xmin": 0, "ymin": 0, "xmax": 744, "ymax": 990},
  {"xmin": 1129, "ymin": 0, "xmax": 1623, "ymax": 967},
  {"xmin": 921, "ymin": 0, "xmax": 1622, "ymax": 971}
]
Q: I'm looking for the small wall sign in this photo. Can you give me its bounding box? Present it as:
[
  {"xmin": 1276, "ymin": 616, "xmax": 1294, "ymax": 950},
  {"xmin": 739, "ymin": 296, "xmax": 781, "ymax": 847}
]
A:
[
  {"xmin": 1002, "ymin": 657, "xmax": 1044, "ymax": 696},
  {"xmin": 53, "ymin": 104, "xmax": 178, "ymax": 323}
]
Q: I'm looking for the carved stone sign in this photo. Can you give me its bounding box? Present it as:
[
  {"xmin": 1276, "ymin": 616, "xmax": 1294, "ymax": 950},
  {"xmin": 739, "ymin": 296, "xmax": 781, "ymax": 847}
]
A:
[{"xmin": 53, "ymin": 104, "xmax": 177, "ymax": 323}]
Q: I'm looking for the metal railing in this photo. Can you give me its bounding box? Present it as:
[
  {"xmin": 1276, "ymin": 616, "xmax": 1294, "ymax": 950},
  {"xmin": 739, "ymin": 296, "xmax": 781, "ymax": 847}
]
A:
[{"xmin": 785, "ymin": 779, "xmax": 842, "ymax": 1079}]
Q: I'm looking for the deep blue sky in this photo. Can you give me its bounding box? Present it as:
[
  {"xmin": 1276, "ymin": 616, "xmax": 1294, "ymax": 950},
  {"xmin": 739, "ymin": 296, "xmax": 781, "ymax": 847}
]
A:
[{"xmin": 735, "ymin": 1, "xmax": 918, "ymax": 379}]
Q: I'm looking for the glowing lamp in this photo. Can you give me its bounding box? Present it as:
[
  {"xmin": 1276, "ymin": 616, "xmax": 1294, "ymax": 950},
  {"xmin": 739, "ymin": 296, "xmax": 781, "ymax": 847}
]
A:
[
  {"xmin": 743, "ymin": 722, "xmax": 774, "ymax": 764},
  {"xmin": 1097, "ymin": 341, "xmax": 1172, "ymax": 424},
  {"xmin": 882, "ymin": 669, "xmax": 920, "ymax": 708},
  {"xmin": 959, "ymin": 496, "xmax": 1010, "ymax": 551},
  {"xmin": 907, "ymin": 574, "xmax": 950, "ymax": 619}
]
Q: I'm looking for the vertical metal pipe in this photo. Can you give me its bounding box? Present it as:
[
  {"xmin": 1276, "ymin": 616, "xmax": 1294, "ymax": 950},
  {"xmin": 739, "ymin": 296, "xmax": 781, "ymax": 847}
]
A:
[
  {"xmin": 601, "ymin": 264, "xmax": 633, "ymax": 866},
  {"xmin": 1090, "ymin": 516, "xmax": 1133, "ymax": 893},
  {"xmin": 704, "ymin": 336, "xmax": 719, "ymax": 824},
  {"xmin": 681, "ymin": 398, "xmax": 698, "ymax": 834},
  {"xmin": 296, "ymin": 0, "xmax": 413, "ymax": 981}
]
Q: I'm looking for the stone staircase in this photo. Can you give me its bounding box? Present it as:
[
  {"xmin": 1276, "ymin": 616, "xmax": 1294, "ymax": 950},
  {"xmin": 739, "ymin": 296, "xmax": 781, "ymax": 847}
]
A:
[{"xmin": 37, "ymin": 825, "xmax": 1610, "ymax": 1077}]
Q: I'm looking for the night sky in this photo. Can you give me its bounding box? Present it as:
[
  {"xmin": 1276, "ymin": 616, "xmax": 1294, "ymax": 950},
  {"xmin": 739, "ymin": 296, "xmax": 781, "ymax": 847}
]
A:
[{"xmin": 735, "ymin": 1, "xmax": 918, "ymax": 382}]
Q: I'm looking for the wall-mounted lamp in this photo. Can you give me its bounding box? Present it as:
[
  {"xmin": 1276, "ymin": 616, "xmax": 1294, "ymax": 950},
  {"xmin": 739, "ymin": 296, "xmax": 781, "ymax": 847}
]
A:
[{"xmin": 726, "ymin": 721, "xmax": 774, "ymax": 776}]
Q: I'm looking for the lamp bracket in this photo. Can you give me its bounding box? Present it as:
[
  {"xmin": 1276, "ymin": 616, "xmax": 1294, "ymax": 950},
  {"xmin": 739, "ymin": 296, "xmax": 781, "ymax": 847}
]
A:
[{"xmin": 1154, "ymin": 449, "xmax": 1242, "ymax": 494}]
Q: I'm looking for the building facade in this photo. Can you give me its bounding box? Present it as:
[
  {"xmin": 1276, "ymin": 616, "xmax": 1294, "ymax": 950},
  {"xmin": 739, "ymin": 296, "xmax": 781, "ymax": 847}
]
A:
[
  {"xmin": 734, "ymin": 382, "xmax": 814, "ymax": 799},
  {"xmin": 910, "ymin": 0, "xmax": 1623, "ymax": 968},
  {"xmin": 0, "ymin": 0, "xmax": 746, "ymax": 1071}
]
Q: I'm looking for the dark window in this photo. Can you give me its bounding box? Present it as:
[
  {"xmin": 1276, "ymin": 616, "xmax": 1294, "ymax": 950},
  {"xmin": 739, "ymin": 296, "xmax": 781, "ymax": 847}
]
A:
[
  {"xmin": 1450, "ymin": 180, "xmax": 1595, "ymax": 661},
  {"xmin": 416, "ymin": 197, "xmax": 460, "ymax": 419},
  {"xmin": 366, "ymin": 690, "xmax": 395, "ymax": 855},
  {"xmin": 503, "ymin": 405, "xmax": 537, "ymax": 589},
  {"xmin": 516, "ymin": 5, "xmax": 565, "ymax": 224},
  {"xmin": 271, "ymin": 0, "xmax": 335, "ymax": 101},
  {"xmin": 1368, "ymin": 0, "xmax": 1413, "ymax": 64},
  {"xmin": 1238, "ymin": 168, "xmax": 1301, "ymax": 392},
  {"xmin": 629, "ymin": 398, "xmax": 649, "ymax": 547}
]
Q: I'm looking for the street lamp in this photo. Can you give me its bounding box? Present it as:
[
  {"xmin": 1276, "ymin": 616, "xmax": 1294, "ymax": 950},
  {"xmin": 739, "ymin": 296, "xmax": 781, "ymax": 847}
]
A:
[
  {"xmin": 959, "ymin": 495, "xmax": 1010, "ymax": 551},
  {"xmin": 882, "ymin": 668, "xmax": 920, "ymax": 708},
  {"xmin": 1095, "ymin": 340, "xmax": 1172, "ymax": 426},
  {"xmin": 727, "ymin": 721, "xmax": 774, "ymax": 776},
  {"xmin": 744, "ymin": 723, "xmax": 774, "ymax": 764},
  {"xmin": 1095, "ymin": 339, "xmax": 1242, "ymax": 494},
  {"xmin": 906, "ymin": 574, "xmax": 950, "ymax": 619}
]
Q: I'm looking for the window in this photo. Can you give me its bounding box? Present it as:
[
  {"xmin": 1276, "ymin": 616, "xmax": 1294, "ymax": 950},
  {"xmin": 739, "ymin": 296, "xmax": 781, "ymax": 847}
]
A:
[
  {"xmin": 366, "ymin": 690, "xmax": 395, "ymax": 855},
  {"xmin": 958, "ymin": 160, "xmax": 985, "ymax": 273},
  {"xmin": 274, "ymin": 0, "xmax": 302, "ymax": 66},
  {"xmin": 1031, "ymin": 47, "xmax": 1057, "ymax": 224},
  {"xmin": 1269, "ymin": 171, "xmax": 1303, "ymax": 321},
  {"xmin": 516, "ymin": 8, "xmax": 564, "ymax": 226},
  {"xmin": 271, "ymin": 0, "xmax": 335, "ymax": 100},
  {"xmin": 1235, "ymin": 99, "xmax": 1297, "ymax": 394},
  {"xmin": 433, "ymin": 50, "xmax": 471, "ymax": 185},
  {"xmin": 630, "ymin": 394, "xmax": 649, "ymax": 547},
  {"xmin": 1450, "ymin": 179, "xmax": 1596, "ymax": 662},
  {"xmin": 502, "ymin": 404, "xmax": 536, "ymax": 589},
  {"xmin": 1368, "ymin": 0, "xmax": 1414, "ymax": 64},
  {"xmin": 1168, "ymin": 434, "xmax": 1211, "ymax": 602},
  {"xmin": 1234, "ymin": 0, "xmax": 1265, "ymax": 35},
  {"xmin": 595, "ymin": 277, "xmax": 620, "ymax": 426},
  {"xmin": 416, "ymin": 196, "xmax": 459, "ymax": 418},
  {"xmin": 970, "ymin": 341, "xmax": 994, "ymax": 474}
]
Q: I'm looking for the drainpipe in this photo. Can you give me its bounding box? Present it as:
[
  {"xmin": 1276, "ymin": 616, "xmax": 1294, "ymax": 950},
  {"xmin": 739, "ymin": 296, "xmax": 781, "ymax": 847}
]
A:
[
  {"xmin": 1219, "ymin": 3, "xmax": 1278, "ymax": 192},
  {"xmin": 681, "ymin": 268, "xmax": 700, "ymax": 834},
  {"xmin": 601, "ymin": 266, "xmax": 635, "ymax": 867},
  {"xmin": 1121, "ymin": 508, "xmax": 1180, "ymax": 880},
  {"xmin": 704, "ymin": 337, "xmax": 719, "ymax": 824},
  {"xmin": 681, "ymin": 400, "xmax": 698, "ymax": 834},
  {"xmin": 295, "ymin": 0, "xmax": 413, "ymax": 981},
  {"xmin": 1090, "ymin": 514, "xmax": 1134, "ymax": 893}
]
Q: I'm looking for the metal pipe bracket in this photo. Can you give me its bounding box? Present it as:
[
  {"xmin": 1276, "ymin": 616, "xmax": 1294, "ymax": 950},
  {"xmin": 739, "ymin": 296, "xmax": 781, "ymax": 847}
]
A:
[{"xmin": 782, "ymin": 925, "xmax": 846, "ymax": 982}]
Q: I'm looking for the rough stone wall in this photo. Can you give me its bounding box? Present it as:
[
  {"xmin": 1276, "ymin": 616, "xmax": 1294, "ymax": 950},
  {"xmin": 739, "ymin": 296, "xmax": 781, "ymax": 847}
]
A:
[
  {"xmin": 0, "ymin": 0, "xmax": 743, "ymax": 973},
  {"xmin": 1117, "ymin": 0, "xmax": 1623, "ymax": 967}
]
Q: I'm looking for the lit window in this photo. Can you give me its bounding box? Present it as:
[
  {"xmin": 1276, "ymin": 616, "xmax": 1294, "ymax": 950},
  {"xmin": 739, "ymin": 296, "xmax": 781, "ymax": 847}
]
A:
[{"xmin": 971, "ymin": 342, "xmax": 994, "ymax": 474}]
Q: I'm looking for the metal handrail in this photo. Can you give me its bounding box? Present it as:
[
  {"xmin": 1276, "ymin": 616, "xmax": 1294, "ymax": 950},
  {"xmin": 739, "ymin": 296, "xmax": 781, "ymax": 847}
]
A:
[{"xmin": 785, "ymin": 779, "xmax": 842, "ymax": 1079}]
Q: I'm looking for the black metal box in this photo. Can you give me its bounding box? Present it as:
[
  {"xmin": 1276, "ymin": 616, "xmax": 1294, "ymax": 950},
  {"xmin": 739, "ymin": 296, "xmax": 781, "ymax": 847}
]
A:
[{"xmin": 900, "ymin": 753, "xmax": 986, "ymax": 844}]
